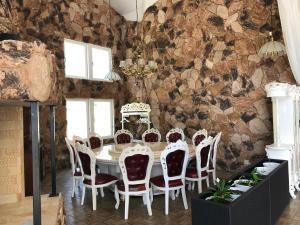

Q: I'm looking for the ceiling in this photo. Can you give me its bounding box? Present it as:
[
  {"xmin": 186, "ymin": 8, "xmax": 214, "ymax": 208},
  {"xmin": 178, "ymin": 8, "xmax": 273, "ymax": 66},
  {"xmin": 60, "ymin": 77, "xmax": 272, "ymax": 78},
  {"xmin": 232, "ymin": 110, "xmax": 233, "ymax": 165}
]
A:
[{"xmin": 104, "ymin": 0, "xmax": 158, "ymax": 21}]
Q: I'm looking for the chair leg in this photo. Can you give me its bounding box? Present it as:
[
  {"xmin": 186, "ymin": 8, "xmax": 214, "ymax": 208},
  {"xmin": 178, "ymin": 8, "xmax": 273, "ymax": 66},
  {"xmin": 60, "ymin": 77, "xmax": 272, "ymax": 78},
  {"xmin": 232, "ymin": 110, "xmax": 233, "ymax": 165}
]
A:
[
  {"xmin": 192, "ymin": 182, "xmax": 195, "ymax": 190},
  {"xmin": 150, "ymin": 187, "xmax": 153, "ymax": 203},
  {"xmin": 176, "ymin": 189, "xmax": 180, "ymax": 197},
  {"xmin": 92, "ymin": 187, "xmax": 97, "ymax": 211},
  {"xmin": 188, "ymin": 181, "xmax": 192, "ymax": 191},
  {"xmin": 206, "ymin": 177, "xmax": 210, "ymax": 188},
  {"xmin": 181, "ymin": 187, "xmax": 188, "ymax": 210},
  {"xmin": 72, "ymin": 177, "xmax": 75, "ymax": 198},
  {"xmin": 171, "ymin": 190, "xmax": 175, "ymax": 200},
  {"xmin": 124, "ymin": 194, "xmax": 130, "ymax": 220},
  {"xmin": 114, "ymin": 185, "xmax": 120, "ymax": 209},
  {"xmin": 197, "ymin": 180, "xmax": 202, "ymax": 194},
  {"xmin": 213, "ymin": 170, "xmax": 216, "ymax": 185},
  {"xmin": 100, "ymin": 187, "xmax": 105, "ymax": 197},
  {"xmin": 145, "ymin": 192, "xmax": 152, "ymax": 216},
  {"xmin": 81, "ymin": 186, "xmax": 86, "ymax": 205},
  {"xmin": 165, "ymin": 190, "xmax": 169, "ymax": 215}
]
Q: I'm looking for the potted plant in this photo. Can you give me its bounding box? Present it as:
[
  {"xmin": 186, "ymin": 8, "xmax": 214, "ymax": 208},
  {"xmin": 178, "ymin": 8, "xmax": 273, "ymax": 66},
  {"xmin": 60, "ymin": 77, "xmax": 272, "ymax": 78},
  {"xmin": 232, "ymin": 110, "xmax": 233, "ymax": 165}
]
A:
[{"xmin": 192, "ymin": 159, "xmax": 289, "ymax": 225}]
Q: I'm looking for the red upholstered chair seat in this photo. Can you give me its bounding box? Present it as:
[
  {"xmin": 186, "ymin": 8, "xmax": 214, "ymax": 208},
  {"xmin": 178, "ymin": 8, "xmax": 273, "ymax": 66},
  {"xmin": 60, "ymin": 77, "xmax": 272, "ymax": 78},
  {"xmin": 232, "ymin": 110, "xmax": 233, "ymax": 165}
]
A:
[
  {"xmin": 144, "ymin": 133, "xmax": 159, "ymax": 142},
  {"xmin": 89, "ymin": 136, "xmax": 102, "ymax": 149},
  {"xmin": 150, "ymin": 175, "xmax": 183, "ymax": 187},
  {"xmin": 185, "ymin": 168, "xmax": 208, "ymax": 178},
  {"xmin": 166, "ymin": 150, "xmax": 185, "ymax": 177},
  {"xmin": 168, "ymin": 133, "xmax": 182, "ymax": 143},
  {"xmin": 125, "ymin": 154, "xmax": 149, "ymax": 181},
  {"xmin": 188, "ymin": 158, "xmax": 196, "ymax": 168},
  {"xmin": 117, "ymin": 133, "xmax": 131, "ymax": 144},
  {"xmin": 116, "ymin": 180, "xmax": 147, "ymax": 192},
  {"xmin": 74, "ymin": 170, "xmax": 82, "ymax": 177},
  {"xmin": 194, "ymin": 134, "xmax": 205, "ymax": 147},
  {"xmin": 83, "ymin": 173, "xmax": 117, "ymax": 185}
]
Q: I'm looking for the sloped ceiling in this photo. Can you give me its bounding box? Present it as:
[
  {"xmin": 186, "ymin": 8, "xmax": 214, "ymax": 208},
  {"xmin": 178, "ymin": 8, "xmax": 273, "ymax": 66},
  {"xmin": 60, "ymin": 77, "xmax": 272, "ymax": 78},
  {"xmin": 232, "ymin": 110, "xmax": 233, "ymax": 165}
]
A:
[{"xmin": 104, "ymin": 0, "xmax": 158, "ymax": 21}]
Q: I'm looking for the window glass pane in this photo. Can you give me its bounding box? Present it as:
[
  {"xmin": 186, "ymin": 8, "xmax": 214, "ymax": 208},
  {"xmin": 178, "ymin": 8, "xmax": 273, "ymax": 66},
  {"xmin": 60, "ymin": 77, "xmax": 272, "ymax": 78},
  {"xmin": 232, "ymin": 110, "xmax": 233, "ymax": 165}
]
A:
[
  {"xmin": 93, "ymin": 100, "xmax": 113, "ymax": 137},
  {"xmin": 64, "ymin": 40, "xmax": 87, "ymax": 78},
  {"xmin": 66, "ymin": 100, "xmax": 88, "ymax": 139},
  {"xmin": 91, "ymin": 47, "xmax": 111, "ymax": 80}
]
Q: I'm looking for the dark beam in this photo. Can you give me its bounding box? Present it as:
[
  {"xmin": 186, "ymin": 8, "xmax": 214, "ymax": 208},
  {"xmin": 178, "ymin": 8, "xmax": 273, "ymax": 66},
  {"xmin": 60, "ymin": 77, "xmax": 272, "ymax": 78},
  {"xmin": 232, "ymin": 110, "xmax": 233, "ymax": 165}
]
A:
[
  {"xmin": 30, "ymin": 101, "xmax": 41, "ymax": 225},
  {"xmin": 49, "ymin": 105, "xmax": 58, "ymax": 197}
]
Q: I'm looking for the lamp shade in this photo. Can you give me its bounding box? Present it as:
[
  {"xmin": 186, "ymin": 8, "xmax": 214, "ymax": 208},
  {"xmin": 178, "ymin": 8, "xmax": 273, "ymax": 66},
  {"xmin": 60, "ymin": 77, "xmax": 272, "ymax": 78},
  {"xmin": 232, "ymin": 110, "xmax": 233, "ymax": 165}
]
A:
[
  {"xmin": 105, "ymin": 71, "xmax": 121, "ymax": 81},
  {"xmin": 258, "ymin": 40, "xmax": 286, "ymax": 57}
]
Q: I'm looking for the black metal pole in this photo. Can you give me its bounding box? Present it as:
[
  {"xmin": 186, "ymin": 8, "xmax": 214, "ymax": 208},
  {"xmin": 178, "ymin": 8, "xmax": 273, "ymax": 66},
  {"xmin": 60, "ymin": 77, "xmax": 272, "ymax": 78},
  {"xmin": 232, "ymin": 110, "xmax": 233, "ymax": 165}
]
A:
[
  {"xmin": 31, "ymin": 101, "xmax": 41, "ymax": 225},
  {"xmin": 49, "ymin": 105, "xmax": 58, "ymax": 197}
]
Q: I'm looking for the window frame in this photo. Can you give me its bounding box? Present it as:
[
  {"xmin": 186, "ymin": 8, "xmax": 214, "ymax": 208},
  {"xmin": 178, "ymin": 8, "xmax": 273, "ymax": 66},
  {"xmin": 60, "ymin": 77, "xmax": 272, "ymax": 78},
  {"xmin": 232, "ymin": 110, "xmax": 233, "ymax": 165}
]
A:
[
  {"xmin": 66, "ymin": 98, "xmax": 115, "ymax": 140},
  {"xmin": 64, "ymin": 39, "xmax": 89, "ymax": 80},
  {"xmin": 88, "ymin": 44, "xmax": 113, "ymax": 82},
  {"xmin": 64, "ymin": 39, "xmax": 113, "ymax": 82},
  {"xmin": 89, "ymin": 98, "xmax": 115, "ymax": 139},
  {"xmin": 65, "ymin": 98, "xmax": 90, "ymax": 139}
]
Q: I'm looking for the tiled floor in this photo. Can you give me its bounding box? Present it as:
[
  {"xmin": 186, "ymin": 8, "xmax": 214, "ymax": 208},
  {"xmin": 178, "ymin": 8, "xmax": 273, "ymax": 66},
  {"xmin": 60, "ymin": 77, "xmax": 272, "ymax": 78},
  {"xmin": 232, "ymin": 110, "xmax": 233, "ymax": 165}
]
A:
[{"xmin": 41, "ymin": 169, "xmax": 300, "ymax": 225}]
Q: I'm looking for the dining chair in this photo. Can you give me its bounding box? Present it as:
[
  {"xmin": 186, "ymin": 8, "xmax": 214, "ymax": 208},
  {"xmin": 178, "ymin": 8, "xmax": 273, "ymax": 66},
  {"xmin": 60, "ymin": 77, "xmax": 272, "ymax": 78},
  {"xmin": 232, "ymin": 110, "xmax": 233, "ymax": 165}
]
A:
[
  {"xmin": 114, "ymin": 129, "xmax": 133, "ymax": 144},
  {"xmin": 65, "ymin": 137, "xmax": 83, "ymax": 198},
  {"xmin": 185, "ymin": 136, "xmax": 213, "ymax": 194},
  {"xmin": 76, "ymin": 142, "xmax": 118, "ymax": 211},
  {"xmin": 150, "ymin": 140, "xmax": 189, "ymax": 215},
  {"xmin": 115, "ymin": 144, "xmax": 154, "ymax": 220},
  {"xmin": 186, "ymin": 129, "xmax": 208, "ymax": 191},
  {"xmin": 166, "ymin": 128, "xmax": 185, "ymax": 144},
  {"xmin": 142, "ymin": 128, "xmax": 161, "ymax": 143},
  {"xmin": 87, "ymin": 132, "xmax": 103, "ymax": 149},
  {"xmin": 192, "ymin": 129, "xmax": 208, "ymax": 147},
  {"xmin": 208, "ymin": 132, "xmax": 222, "ymax": 185},
  {"xmin": 73, "ymin": 135, "xmax": 88, "ymax": 146}
]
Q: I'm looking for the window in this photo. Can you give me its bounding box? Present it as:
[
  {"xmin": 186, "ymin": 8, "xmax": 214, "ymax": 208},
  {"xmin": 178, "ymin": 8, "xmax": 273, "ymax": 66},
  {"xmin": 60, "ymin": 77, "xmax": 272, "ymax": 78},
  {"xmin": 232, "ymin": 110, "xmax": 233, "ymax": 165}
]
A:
[
  {"xmin": 64, "ymin": 39, "xmax": 112, "ymax": 81},
  {"xmin": 66, "ymin": 99, "xmax": 89, "ymax": 139},
  {"xmin": 66, "ymin": 99, "xmax": 114, "ymax": 139}
]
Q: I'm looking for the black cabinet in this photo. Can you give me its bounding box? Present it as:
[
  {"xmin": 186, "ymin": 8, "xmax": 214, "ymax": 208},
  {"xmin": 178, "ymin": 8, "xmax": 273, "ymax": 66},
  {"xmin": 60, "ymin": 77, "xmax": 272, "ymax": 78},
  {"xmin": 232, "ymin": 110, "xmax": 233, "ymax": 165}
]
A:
[{"xmin": 192, "ymin": 160, "xmax": 289, "ymax": 225}]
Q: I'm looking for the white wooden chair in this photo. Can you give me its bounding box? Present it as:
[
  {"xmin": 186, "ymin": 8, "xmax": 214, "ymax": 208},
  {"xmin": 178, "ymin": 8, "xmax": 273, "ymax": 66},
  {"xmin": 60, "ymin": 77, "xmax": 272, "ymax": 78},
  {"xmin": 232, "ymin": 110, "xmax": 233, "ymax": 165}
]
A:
[
  {"xmin": 185, "ymin": 137, "xmax": 213, "ymax": 194},
  {"xmin": 208, "ymin": 132, "xmax": 222, "ymax": 184},
  {"xmin": 72, "ymin": 135, "xmax": 88, "ymax": 146},
  {"xmin": 65, "ymin": 137, "xmax": 83, "ymax": 198},
  {"xmin": 166, "ymin": 128, "xmax": 185, "ymax": 144},
  {"xmin": 87, "ymin": 132, "xmax": 103, "ymax": 149},
  {"xmin": 115, "ymin": 144, "xmax": 154, "ymax": 220},
  {"xmin": 192, "ymin": 129, "xmax": 208, "ymax": 147},
  {"xmin": 150, "ymin": 140, "xmax": 189, "ymax": 215},
  {"xmin": 76, "ymin": 143, "xmax": 118, "ymax": 211},
  {"xmin": 142, "ymin": 128, "xmax": 161, "ymax": 143},
  {"xmin": 114, "ymin": 129, "xmax": 133, "ymax": 144}
]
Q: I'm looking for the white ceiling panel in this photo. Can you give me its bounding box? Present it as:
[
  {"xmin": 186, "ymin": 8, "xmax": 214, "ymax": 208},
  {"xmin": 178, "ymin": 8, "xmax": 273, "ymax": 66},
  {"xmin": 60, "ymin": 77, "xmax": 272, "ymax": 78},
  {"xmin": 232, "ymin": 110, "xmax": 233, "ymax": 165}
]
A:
[{"xmin": 104, "ymin": 0, "xmax": 158, "ymax": 21}]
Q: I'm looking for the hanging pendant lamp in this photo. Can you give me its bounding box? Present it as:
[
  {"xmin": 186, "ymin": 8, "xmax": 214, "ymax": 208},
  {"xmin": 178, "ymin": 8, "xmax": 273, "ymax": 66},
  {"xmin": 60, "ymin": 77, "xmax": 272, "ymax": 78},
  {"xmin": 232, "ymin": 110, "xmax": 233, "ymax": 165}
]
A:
[
  {"xmin": 258, "ymin": 32, "xmax": 286, "ymax": 57},
  {"xmin": 104, "ymin": 0, "xmax": 121, "ymax": 81},
  {"xmin": 258, "ymin": 2, "xmax": 286, "ymax": 58}
]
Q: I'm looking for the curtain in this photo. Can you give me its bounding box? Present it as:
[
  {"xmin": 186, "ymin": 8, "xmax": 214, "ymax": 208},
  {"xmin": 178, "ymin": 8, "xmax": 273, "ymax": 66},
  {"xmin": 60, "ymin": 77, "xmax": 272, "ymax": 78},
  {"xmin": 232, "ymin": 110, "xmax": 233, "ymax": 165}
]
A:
[{"xmin": 277, "ymin": 0, "xmax": 300, "ymax": 85}]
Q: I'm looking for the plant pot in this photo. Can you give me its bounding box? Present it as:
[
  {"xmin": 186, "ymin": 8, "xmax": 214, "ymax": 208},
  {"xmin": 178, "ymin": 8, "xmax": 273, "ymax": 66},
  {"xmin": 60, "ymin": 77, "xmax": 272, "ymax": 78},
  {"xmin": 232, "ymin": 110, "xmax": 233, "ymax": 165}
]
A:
[{"xmin": 192, "ymin": 159, "xmax": 289, "ymax": 225}]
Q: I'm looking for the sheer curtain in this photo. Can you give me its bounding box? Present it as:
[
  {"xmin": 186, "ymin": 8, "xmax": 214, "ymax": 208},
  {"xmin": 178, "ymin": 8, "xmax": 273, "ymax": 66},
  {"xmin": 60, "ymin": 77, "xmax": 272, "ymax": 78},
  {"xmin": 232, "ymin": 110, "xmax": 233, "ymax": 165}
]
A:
[{"xmin": 277, "ymin": 0, "xmax": 300, "ymax": 84}]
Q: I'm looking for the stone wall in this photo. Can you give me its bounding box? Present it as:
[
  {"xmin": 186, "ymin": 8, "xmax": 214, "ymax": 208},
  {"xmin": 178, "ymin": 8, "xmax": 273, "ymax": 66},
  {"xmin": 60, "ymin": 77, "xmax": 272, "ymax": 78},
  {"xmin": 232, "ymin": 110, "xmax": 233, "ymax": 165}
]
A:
[
  {"xmin": 0, "ymin": 40, "xmax": 56, "ymax": 102},
  {"xmin": 125, "ymin": 0, "xmax": 296, "ymax": 170},
  {"xmin": 9, "ymin": 0, "xmax": 128, "ymax": 169},
  {"xmin": 1, "ymin": 0, "xmax": 296, "ymax": 171}
]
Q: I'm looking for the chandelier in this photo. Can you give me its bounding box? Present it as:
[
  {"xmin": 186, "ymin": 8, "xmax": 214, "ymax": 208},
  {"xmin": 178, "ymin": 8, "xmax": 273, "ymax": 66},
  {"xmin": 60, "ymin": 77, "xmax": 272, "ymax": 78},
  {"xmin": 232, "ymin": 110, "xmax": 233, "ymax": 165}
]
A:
[
  {"xmin": 119, "ymin": 0, "xmax": 157, "ymax": 78},
  {"xmin": 258, "ymin": 32, "xmax": 286, "ymax": 57},
  {"xmin": 258, "ymin": 3, "xmax": 286, "ymax": 58}
]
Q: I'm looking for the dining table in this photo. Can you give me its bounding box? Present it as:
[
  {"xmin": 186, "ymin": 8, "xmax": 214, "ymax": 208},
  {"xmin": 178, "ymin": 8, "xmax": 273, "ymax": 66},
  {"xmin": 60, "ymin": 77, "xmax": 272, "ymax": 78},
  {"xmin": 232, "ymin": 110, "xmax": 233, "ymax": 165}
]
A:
[
  {"xmin": 93, "ymin": 141, "xmax": 196, "ymax": 198},
  {"xmin": 93, "ymin": 141, "xmax": 195, "ymax": 180}
]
